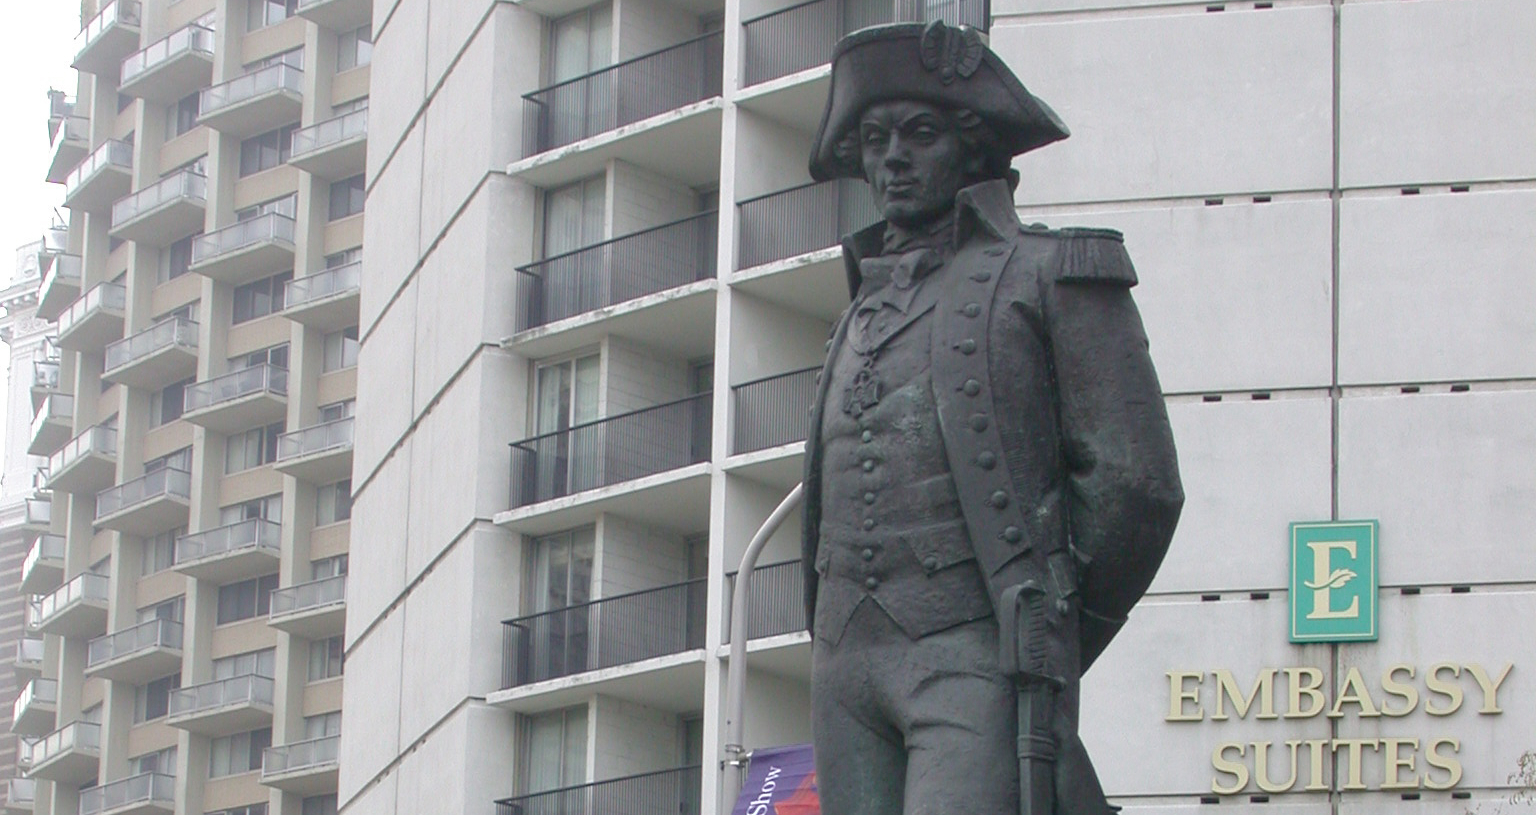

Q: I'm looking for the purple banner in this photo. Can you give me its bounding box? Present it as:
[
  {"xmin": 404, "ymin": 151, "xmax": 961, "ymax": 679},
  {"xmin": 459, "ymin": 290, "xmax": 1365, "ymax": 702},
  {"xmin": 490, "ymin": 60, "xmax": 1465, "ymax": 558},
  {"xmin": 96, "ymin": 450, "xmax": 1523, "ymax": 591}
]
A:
[{"xmin": 730, "ymin": 743, "xmax": 820, "ymax": 815}]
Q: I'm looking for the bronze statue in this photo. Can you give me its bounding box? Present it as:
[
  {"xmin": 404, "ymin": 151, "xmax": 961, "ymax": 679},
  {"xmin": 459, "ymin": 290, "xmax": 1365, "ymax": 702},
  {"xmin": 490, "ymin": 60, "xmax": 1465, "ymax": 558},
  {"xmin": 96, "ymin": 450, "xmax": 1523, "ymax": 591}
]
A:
[{"xmin": 801, "ymin": 21, "xmax": 1184, "ymax": 814}]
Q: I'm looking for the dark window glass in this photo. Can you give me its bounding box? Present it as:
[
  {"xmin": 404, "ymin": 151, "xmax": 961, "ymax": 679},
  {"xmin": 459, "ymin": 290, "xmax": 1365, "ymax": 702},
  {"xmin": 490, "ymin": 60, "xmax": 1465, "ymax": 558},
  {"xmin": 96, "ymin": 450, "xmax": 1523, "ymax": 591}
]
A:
[{"xmin": 328, "ymin": 175, "xmax": 365, "ymax": 220}]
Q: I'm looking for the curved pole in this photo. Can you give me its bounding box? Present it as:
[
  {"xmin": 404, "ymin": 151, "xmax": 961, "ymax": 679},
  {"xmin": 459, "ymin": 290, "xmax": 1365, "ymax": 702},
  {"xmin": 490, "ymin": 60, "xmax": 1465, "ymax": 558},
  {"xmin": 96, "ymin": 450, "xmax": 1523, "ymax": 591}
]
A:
[{"xmin": 721, "ymin": 482, "xmax": 804, "ymax": 798}]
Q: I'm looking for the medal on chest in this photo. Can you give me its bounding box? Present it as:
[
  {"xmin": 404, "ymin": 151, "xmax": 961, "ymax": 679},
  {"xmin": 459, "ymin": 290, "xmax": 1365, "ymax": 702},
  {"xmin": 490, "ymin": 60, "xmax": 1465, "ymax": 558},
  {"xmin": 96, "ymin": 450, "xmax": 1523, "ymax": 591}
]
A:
[{"xmin": 842, "ymin": 354, "xmax": 882, "ymax": 417}]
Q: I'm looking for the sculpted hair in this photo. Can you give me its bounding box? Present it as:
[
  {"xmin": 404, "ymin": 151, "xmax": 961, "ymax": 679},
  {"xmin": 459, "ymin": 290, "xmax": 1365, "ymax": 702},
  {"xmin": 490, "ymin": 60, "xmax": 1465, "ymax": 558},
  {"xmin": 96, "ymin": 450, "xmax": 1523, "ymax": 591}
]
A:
[{"xmin": 835, "ymin": 106, "xmax": 1016, "ymax": 186}]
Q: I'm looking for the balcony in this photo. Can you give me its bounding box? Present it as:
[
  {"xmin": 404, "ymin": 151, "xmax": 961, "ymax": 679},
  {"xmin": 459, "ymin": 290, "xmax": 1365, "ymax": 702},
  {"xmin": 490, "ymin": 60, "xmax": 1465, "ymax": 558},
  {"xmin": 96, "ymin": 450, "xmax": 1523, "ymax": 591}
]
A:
[
  {"xmin": 493, "ymin": 766, "xmax": 702, "ymax": 815},
  {"xmin": 21, "ymin": 500, "xmax": 52, "ymax": 535},
  {"xmin": 120, "ymin": 24, "xmax": 214, "ymax": 104},
  {"xmin": 10, "ymin": 680, "xmax": 57, "ymax": 737},
  {"xmin": 280, "ymin": 261, "xmax": 360, "ymax": 328},
  {"xmin": 47, "ymin": 425, "xmax": 118, "ymax": 495},
  {"xmin": 1, "ymin": 778, "xmax": 35, "ymax": 813},
  {"xmin": 19, "ymin": 535, "xmax": 65, "ymax": 596},
  {"xmin": 27, "ymin": 394, "xmax": 73, "ymax": 457},
  {"xmin": 268, "ymin": 574, "xmax": 346, "ymax": 639},
  {"xmin": 103, "ymin": 317, "xmax": 199, "ymax": 391},
  {"xmin": 80, "ymin": 772, "xmax": 174, "ymax": 815},
  {"xmin": 34, "ymin": 573, "xmax": 109, "ymax": 638},
  {"xmin": 13, "ymin": 639, "xmax": 45, "ymax": 682},
  {"xmin": 198, "ymin": 64, "xmax": 304, "ymax": 138},
  {"xmin": 273, "ymin": 416, "xmax": 353, "ymax": 483},
  {"xmin": 729, "ymin": 366, "xmax": 817, "ymax": 463},
  {"xmin": 734, "ymin": 180, "xmax": 873, "ymax": 322},
  {"xmin": 501, "ymin": 577, "xmax": 705, "ymax": 689},
  {"xmin": 31, "ymin": 358, "xmax": 63, "ymax": 405},
  {"xmin": 20, "ymin": 721, "xmax": 100, "ymax": 785},
  {"xmin": 288, "ymin": 106, "xmax": 367, "ymax": 179},
  {"xmin": 46, "ymin": 116, "xmax": 89, "ymax": 185},
  {"xmin": 296, "ymin": 0, "xmax": 370, "ymax": 31},
  {"xmin": 95, "ymin": 468, "xmax": 192, "ymax": 536},
  {"xmin": 109, "ymin": 171, "xmax": 207, "ymax": 244},
  {"xmin": 85, "ymin": 619, "xmax": 183, "ymax": 684},
  {"xmin": 723, "ymin": 559, "xmax": 808, "ymax": 647},
  {"xmin": 174, "ymin": 519, "xmax": 281, "ymax": 584},
  {"xmin": 166, "ymin": 674, "xmax": 274, "ymax": 736},
  {"xmin": 190, "ymin": 214, "xmax": 296, "ymax": 285},
  {"xmin": 73, "ymin": 0, "xmax": 142, "ymax": 75},
  {"xmin": 35, "ymin": 253, "xmax": 82, "ymax": 321},
  {"xmin": 181, "ymin": 365, "xmax": 287, "ymax": 434},
  {"xmin": 63, "ymin": 139, "xmax": 134, "ymax": 212},
  {"xmin": 261, "ymin": 734, "xmax": 339, "ymax": 795},
  {"xmin": 744, "ymin": 0, "xmax": 987, "ymax": 86},
  {"xmin": 55, "ymin": 282, "xmax": 127, "ymax": 353}
]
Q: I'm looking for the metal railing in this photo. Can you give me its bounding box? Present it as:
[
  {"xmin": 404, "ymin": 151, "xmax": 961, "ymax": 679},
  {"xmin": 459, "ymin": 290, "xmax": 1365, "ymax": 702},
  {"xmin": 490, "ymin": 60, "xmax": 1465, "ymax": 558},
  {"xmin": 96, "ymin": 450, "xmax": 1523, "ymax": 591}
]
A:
[
  {"xmin": 39, "ymin": 252, "xmax": 82, "ymax": 296},
  {"xmin": 722, "ymin": 559, "xmax": 806, "ymax": 641},
  {"xmin": 509, "ymin": 392, "xmax": 711, "ymax": 509},
  {"xmin": 50, "ymin": 115, "xmax": 89, "ymax": 151},
  {"xmin": 16, "ymin": 637, "xmax": 45, "ymax": 667},
  {"xmin": 291, "ymin": 106, "xmax": 368, "ymax": 158},
  {"xmin": 517, "ymin": 211, "xmax": 717, "ymax": 331},
  {"xmin": 501, "ymin": 578, "xmax": 706, "ymax": 689},
  {"xmin": 175, "ymin": 518, "xmax": 281, "ymax": 564},
  {"xmin": 75, "ymin": 0, "xmax": 141, "ymax": 57},
  {"xmin": 184, "ymin": 364, "xmax": 287, "ymax": 413},
  {"xmin": 283, "ymin": 261, "xmax": 360, "ymax": 309},
  {"xmin": 25, "ymin": 499, "xmax": 52, "ymax": 528},
  {"xmin": 50, "ymin": 425, "xmax": 118, "ymax": 476},
  {"xmin": 192, "ymin": 213, "xmax": 296, "ymax": 265},
  {"xmin": 276, "ymin": 416, "xmax": 354, "ymax": 462},
  {"xmin": 269, "ymin": 573, "xmax": 346, "ymax": 617},
  {"xmin": 23, "ymin": 721, "xmax": 100, "ymax": 767},
  {"xmin": 3, "ymin": 778, "xmax": 35, "ymax": 807},
  {"xmin": 37, "ymin": 573, "xmax": 109, "ymax": 624},
  {"xmin": 57, "ymin": 281, "xmax": 127, "ymax": 337},
  {"xmin": 742, "ymin": 0, "xmax": 989, "ymax": 86},
  {"xmin": 31, "ymin": 393, "xmax": 73, "ymax": 438},
  {"xmin": 111, "ymin": 170, "xmax": 206, "ymax": 228},
  {"xmin": 104, "ymin": 316, "xmax": 198, "ymax": 373},
  {"xmin": 80, "ymin": 772, "xmax": 174, "ymax": 815},
  {"xmin": 737, "ymin": 179, "xmax": 879, "ymax": 269},
  {"xmin": 263, "ymin": 733, "xmax": 339, "ymax": 776},
  {"xmin": 87, "ymin": 618, "xmax": 182, "ymax": 669},
  {"xmin": 201, "ymin": 63, "xmax": 304, "ymax": 117},
  {"xmin": 494, "ymin": 765, "xmax": 702, "ymax": 815},
  {"xmin": 522, "ymin": 31, "xmax": 723, "ymax": 157},
  {"xmin": 121, "ymin": 23, "xmax": 213, "ymax": 84},
  {"xmin": 33, "ymin": 359, "xmax": 61, "ymax": 391},
  {"xmin": 730, "ymin": 367, "xmax": 818, "ymax": 455},
  {"xmin": 65, "ymin": 139, "xmax": 134, "ymax": 198},
  {"xmin": 23, "ymin": 534, "xmax": 65, "ymax": 579},
  {"xmin": 168, "ymin": 673, "xmax": 274, "ymax": 717},
  {"xmin": 95, "ymin": 468, "xmax": 192, "ymax": 519},
  {"xmin": 13, "ymin": 679, "xmax": 58, "ymax": 721}
]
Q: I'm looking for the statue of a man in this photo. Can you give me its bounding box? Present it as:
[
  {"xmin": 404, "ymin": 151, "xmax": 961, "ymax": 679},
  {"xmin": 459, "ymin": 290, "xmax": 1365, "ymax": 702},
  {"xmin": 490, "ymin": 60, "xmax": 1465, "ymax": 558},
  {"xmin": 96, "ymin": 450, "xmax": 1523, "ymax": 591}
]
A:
[{"xmin": 801, "ymin": 21, "xmax": 1184, "ymax": 814}]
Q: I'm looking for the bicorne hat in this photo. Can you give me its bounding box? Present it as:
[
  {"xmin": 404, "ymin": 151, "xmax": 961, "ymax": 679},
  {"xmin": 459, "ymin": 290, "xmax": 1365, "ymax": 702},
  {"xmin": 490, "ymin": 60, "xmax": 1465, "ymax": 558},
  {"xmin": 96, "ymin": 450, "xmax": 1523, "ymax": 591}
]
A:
[{"xmin": 809, "ymin": 21, "xmax": 1070, "ymax": 181}]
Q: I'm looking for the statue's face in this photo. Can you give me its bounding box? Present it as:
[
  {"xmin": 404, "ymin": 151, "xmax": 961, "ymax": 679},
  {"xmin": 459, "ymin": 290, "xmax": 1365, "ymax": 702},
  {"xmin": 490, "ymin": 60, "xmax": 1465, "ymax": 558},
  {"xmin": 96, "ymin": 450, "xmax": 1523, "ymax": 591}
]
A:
[{"xmin": 858, "ymin": 100, "xmax": 971, "ymax": 229}]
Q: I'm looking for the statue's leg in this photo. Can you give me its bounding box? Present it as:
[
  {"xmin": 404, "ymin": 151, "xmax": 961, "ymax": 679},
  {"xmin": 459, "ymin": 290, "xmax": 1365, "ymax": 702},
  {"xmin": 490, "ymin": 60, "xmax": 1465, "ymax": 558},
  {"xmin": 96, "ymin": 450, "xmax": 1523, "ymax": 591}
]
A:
[{"xmin": 812, "ymin": 604, "xmax": 907, "ymax": 815}]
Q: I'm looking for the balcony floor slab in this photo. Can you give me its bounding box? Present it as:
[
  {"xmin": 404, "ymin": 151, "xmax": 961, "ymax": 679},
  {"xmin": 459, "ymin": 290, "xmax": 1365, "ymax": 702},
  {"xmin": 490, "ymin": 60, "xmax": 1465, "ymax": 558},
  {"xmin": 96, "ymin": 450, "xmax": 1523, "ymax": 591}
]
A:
[
  {"xmin": 109, "ymin": 198, "xmax": 206, "ymax": 245},
  {"xmin": 120, "ymin": 53, "xmax": 214, "ymax": 105},
  {"xmin": 35, "ymin": 603, "xmax": 108, "ymax": 640},
  {"xmin": 279, "ymin": 288, "xmax": 359, "ymax": 329},
  {"xmin": 260, "ymin": 762, "xmax": 338, "ymax": 796},
  {"xmin": 181, "ymin": 391, "xmax": 287, "ymax": 435},
  {"xmin": 47, "ymin": 456, "xmax": 116, "ymax": 496},
  {"xmin": 272, "ymin": 445, "xmax": 352, "ymax": 484},
  {"xmin": 18, "ymin": 561, "xmax": 64, "ymax": 597},
  {"xmin": 731, "ymin": 248, "xmax": 849, "ymax": 323},
  {"xmin": 103, "ymin": 345, "xmax": 198, "ymax": 392},
  {"xmin": 36, "ymin": 279, "xmax": 83, "ymax": 322},
  {"xmin": 296, "ymin": 0, "xmax": 371, "ymax": 31},
  {"xmin": 198, "ymin": 91, "xmax": 302, "ymax": 139},
  {"xmin": 10, "ymin": 704, "xmax": 55, "ymax": 737},
  {"xmin": 27, "ymin": 419, "xmax": 72, "ymax": 457},
  {"xmin": 509, "ymin": 100, "xmax": 722, "ymax": 190},
  {"xmin": 288, "ymin": 137, "xmax": 365, "ymax": 180},
  {"xmin": 63, "ymin": 169, "xmax": 133, "ymax": 213},
  {"xmin": 85, "ymin": 646, "xmax": 182, "ymax": 685},
  {"xmin": 487, "ymin": 651, "xmax": 705, "ymax": 716},
  {"xmin": 722, "ymin": 442, "xmax": 805, "ymax": 492},
  {"xmin": 55, "ymin": 311, "xmax": 126, "ymax": 354},
  {"xmin": 736, "ymin": 66, "xmax": 831, "ymax": 134},
  {"xmin": 47, "ymin": 139, "xmax": 88, "ymax": 185},
  {"xmin": 24, "ymin": 747, "xmax": 99, "ymax": 786},
  {"xmin": 173, "ymin": 546, "xmax": 280, "ymax": 585},
  {"xmin": 267, "ymin": 602, "xmax": 345, "ymax": 640},
  {"xmin": 165, "ymin": 702, "xmax": 273, "ymax": 738},
  {"xmin": 191, "ymin": 241, "xmax": 295, "ymax": 287},
  {"xmin": 506, "ymin": 279, "xmax": 717, "ymax": 361},
  {"xmin": 495, "ymin": 463, "xmax": 711, "ymax": 538},
  {"xmin": 94, "ymin": 494, "xmax": 190, "ymax": 537}
]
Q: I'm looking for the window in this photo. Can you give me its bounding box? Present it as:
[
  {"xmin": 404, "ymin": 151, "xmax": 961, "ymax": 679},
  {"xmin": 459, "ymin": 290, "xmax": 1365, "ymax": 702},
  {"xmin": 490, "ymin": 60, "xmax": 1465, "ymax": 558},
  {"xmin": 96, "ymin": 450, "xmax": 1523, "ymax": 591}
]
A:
[
  {"xmin": 225, "ymin": 421, "xmax": 284, "ymax": 473},
  {"xmin": 301, "ymin": 796, "xmax": 337, "ymax": 815},
  {"xmin": 333, "ymin": 97, "xmax": 368, "ymax": 116},
  {"xmin": 312, "ymin": 554, "xmax": 348, "ymax": 581},
  {"xmin": 214, "ymin": 648, "xmax": 276, "ymax": 680},
  {"xmin": 234, "ymin": 344, "xmax": 290, "ymax": 372},
  {"xmin": 216, "ymin": 575, "xmax": 281, "ymax": 624},
  {"xmin": 209, "ymin": 728, "xmax": 271, "ymax": 777},
  {"xmin": 326, "ymin": 247, "xmax": 362, "ymax": 268},
  {"xmin": 132, "ymin": 745, "xmax": 177, "ymax": 774},
  {"xmin": 546, "ymin": 8, "xmax": 612, "ymax": 145},
  {"xmin": 233, "ymin": 272, "xmax": 294, "ymax": 323},
  {"xmin": 543, "ymin": 176, "xmax": 605, "ymax": 258},
  {"xmin": 151, "ymin": 378, "xmax": 191, "ymax": 427},
  {"xmin": 220, "ymin": 494, "xmax": 283, "ymax": 526},
  {"xmin": 134, "ymin": 673, "xmax": 181, "ymax": 722},
  {"xmin": 523, "ymin": 706, "xmax": 587, "ymax": 794},
  {"xmin": 138, "ymin": 597, "xmax": 185, "ymax": 625},
  {"xmin": 140, "ymin": 530, "xmax": 181, "ymax": 576},
  {"xmin": 322, "ymin": 327, "xmax": 359, "ymax": 372},
  {"xmin": 147, "ymin": 447, "xmax": 193, "ymax": 474},
  {"xmin": 252, "ymin": 47, "xmax": 305, "ymax": 72},
  {"xmin": 337, "ymin": 25, "xmax": 372, "ymax": 71},
  {"xmin": 246, "ymin": 0, "xmax": 297, "ymax": 30},
  {"xmin": 212, "ymin": 806, "xmax": 268, "ymax": 815},
  {"xmin": 166, "ymin": 93, "xmax": 200, "ymax": 138},
  {"xmin": 327, "ymin": 175, "xmax": 365, "ymax": 220},
  {"xmin": 236, "ymin": 194, "xmax": 297, "ymax": 221},
  {"xmin": 158, "ymin": 302, "xmax": 199, "ymax": 325},
  {"xmin": 158, "ymin": 234, "xmax": 197, "ymax": 283},
  {"xmin": 534, "ymin": 356, "xmax": 600, "ymax": 494},
  {"xmin": 118, "ymin": 93, "xmax": 134, "ymax": 113},
  {"xmin": 239, "ymin": 124, "xmax": 297, "ymax": 176},
  {"xmin": 316, "ymin": 480, "xmax": 352, "ymax": 526},
  {"xmin": 308, "ymin": 636, "xmax": 343, "ymax": 681},
  {"xmin": 528, "ymin": 530, "xmax": 594, "ymax": 681},
  {"xmin": 304, "ymin": 712, "xmax": 341, "ymax": 740},
  {"xmin": 319, "ymin": 400, "xmax": 355, "ymax": 423}
]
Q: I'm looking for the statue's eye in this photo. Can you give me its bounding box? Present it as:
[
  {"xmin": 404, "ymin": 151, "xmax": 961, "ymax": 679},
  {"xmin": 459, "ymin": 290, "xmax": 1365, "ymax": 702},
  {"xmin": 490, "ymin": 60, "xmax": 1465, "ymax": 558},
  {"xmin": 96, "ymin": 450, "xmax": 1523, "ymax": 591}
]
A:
[{"xmin": 862, "ymin": 130, "xmax": 887, "ymax": 148}]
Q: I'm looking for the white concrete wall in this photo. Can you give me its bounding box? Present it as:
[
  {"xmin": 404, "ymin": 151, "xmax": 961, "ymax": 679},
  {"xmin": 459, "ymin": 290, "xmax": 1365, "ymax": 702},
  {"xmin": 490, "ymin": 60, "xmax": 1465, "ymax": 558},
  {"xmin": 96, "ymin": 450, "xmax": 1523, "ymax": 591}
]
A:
[
  {"xmin": 602, "ymin": 335, "xmax": 690, "ymax": 416},
  {"xmin": 596, "ymin": 514, "xmax": 689, "ymax": 599},
  {"xmin": 591, "ymin": 693, "xmax": 683, "ymax": 779},
  {"xmin": 610, "ymin": 161, "xmax": 700, "ymax": 238}
]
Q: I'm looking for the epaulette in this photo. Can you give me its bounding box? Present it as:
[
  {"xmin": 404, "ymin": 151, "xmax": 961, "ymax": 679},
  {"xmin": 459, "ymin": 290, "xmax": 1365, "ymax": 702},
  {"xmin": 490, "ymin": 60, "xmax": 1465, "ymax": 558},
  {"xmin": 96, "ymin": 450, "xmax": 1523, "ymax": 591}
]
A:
[{"xmin": 1055, "ymin": 226, "xmax": 1137, "ymax": 287}]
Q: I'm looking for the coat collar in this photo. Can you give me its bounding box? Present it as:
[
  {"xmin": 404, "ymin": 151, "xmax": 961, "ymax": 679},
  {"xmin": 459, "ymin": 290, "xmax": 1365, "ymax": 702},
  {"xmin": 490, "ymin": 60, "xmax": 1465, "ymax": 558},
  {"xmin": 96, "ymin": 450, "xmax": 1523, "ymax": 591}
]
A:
[{"xmin": 842, "ymin": 179, "xmax": 1021, "ymax": 298}]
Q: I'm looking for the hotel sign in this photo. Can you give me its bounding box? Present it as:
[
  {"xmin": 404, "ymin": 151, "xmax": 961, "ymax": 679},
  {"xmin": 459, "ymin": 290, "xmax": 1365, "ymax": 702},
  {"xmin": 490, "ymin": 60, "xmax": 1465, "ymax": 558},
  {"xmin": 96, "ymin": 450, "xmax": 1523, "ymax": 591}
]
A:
[{"xmin": 1289, "ymin": 520, "xmax": 1378, "ymax": 643}]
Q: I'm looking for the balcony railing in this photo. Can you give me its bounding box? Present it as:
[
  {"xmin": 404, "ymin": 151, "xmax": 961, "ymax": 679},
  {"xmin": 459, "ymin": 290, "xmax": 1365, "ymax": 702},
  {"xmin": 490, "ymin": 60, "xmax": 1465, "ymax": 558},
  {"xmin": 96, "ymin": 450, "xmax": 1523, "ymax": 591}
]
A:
[
  {"xmin": 493, "ymin": 765, "xmax": 702, "ymax": 815},
  {"xmin": 22, "ymin": 535, "xmax": 65, "ymax": 584},
  {"xmin": 201, "ymin": 63, "xmax": 304, "ymax": 118},
  {"xmin": 3, "ymin": 778, "xmax": 35, "ymax": 808},
  {"xmin": 263, "ymin": 733, "xmax": 339, "ymax": 776},
  {"xmin": 516, "ymin": 211, "xmax": 717, "ymax": 331},
  {"xmin": 283, "ymin": 261, "xmax": 360, "ymax": 310},
  {"xmin": 522, "ymin": 31, "xmax": 723, "ymax": 157},
  {"xmin": 290, "ymin": 106, "xmax": 367, "ymax": 158},
  {"xmin": 104, "ymin": 316, "xmax": 198, "ymax": 373},
  {"xmin": 110, "ymin": 171, "xmax": 206, "ymax": 230},
  {"xmin": 737, "ymin": 179, "xmax": 879, "ymax": 269},
  {"xmin": 742, "ymin": 0, "xmax": 989, "ymax": 86},
  {"xmin": 74, "ymin": 0, "xmax": 142, "ymax": 60},
  {"xmin": 32, "ymin": 360, "xmax": 61, "ymax": 393},
  {"xmin": 22, "ymin": 721, "xmax": 100, "ymax": 768},
  {"xmin": 121, "ymin": 24, "xmax": 214, "ymax": 85},
  {"xmin": 50, "ymin": 425, "xmax": 117, "ymax": 477},
  {"xmin": 192, "ymin": 213, "xmax": 296, "ymax": 267},
  {"xmin": 36, "ymin": 253, "xmax": 83, "ymax": 318},
  {"xmin": 95, "ymin": 468, "xmax": 192, "ymax": 519},
  {"xmin": 184, "ymin": 364, "xmax": 287, "ymax": 413},
  {"xmin": 57, "ymin": 281, "xmax": 127, "ymax": 338},
  {"xmin": 47, "ymin": 117, "xmax": 88, "ymax": 182},
  {"xmin": 86, "ymin": 618, "xmax": 182, "ymax": 670},
  {"xmin": 15, "ymin": 638, "xmax": 45, "ymax": 669},
  {"xmin": 509, "ymin": 393, "xmax": 711, "ymax": 509},
  {"xmin": 168, "ymin": 674, "xmax": 274, "ymax": 717},
  {"xmin": 24, "ymin": 499, "xmax": 52, "ymax": 529},
  {"xmin": 501, "ymin": 578, "xmax": 705, "ymax": 688},
  {"xmin": 13, "ymin": 679, "xmax": 58, "ymax": 722},
  {"xmin": 80, "ymin": 772, "xmax": 174, "ymax": 815},
  {"xmin": 30, "ymin": 393, "xmax": 73, "ymax": 449},
  {"xmin": 730, "ymin": 367, "xmax": 818, "ymax": 455},
  {"xmin": 37, "ymin": 573, "xmax": 109, "ymax": 625},
  {"xmin": 269, "ymin": 574, "xmax": 346, "ymax": 617},
  {"xmin": 64, "ymin": 139, "xmax": 133, "ymax": 199},
  {"xmin": 723, "ymin": 559, "xmax": 807, "ymax": 641},
  {"xmin": 276, "ymin": 416, "xmax": 353, "ymax": 462},
  {"xmin": 175, "ymin": 518, "xmax": 281, "ymax": 564}
]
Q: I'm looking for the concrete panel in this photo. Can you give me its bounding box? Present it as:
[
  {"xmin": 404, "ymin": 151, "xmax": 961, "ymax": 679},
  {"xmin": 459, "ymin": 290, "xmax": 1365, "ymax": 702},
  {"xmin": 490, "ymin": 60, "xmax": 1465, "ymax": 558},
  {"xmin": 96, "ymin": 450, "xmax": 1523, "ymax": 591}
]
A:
[
  {"xmin": 355, "ymin": 277, "xmax": 417, "ymax": 483},
  {"xmin": 1114, "ymin": 800, "xmax": 1328, "ymax": 815},
  {"xmin": 1338, "ymin": 189, "xmax": 1536, "ymax": 385},
  {"xmin": 1336, "ymin": 591, "xmax": 1536, "ymax": 791},
  {"xmin": 1338, "ymin": 389, "xmax": 1536, "ymax": 588},
  {"xmin": 346, "ymin": 435, "xmax": 410, "ymax": 643},
  {"xmin": 1339, "ymin": 0, "xmax": 1536, "ymax": 188},
  {"xmin": 1000, "ymin": 6, "xmax": 1333, "ymax": 204},
  {"xmin": 1340, "ymin": 789, "xmax": 1526, "ymax": 815},
  {"xmin": 1081, "ymin": 595, "xmax": 1333, "ymax": 797},
  {"xmin": 368, "ymin": 0, "xmax": 429, "ymax": 176},
  {"xmin": 1034, "ymin": 198, "xmax": 1333, "ymax": 393},
  {"xmin": 339, "ymin": 760, "xmax": 396, "ymax": 815},
  {"xmin": 426, "ymin": 0, "xmax": 496, "ymax": 91},
  {"xmin": 1155, "ymin": 397, "xmax": 1333, "ymax": 595},
  {"xmin": 997, "ymin": 0, "xmax": 1196, "ymax": 14},
  {"xmin": 360, "ymin": 124, "xmax": 423, "ymax": 336},
  {"xmin": 394, "ymin": 703, "xmax": 517, "ymax": 815},
  {"xmin": 337, "ymin": 605, "xmax": 403, "ymax": 803}
]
